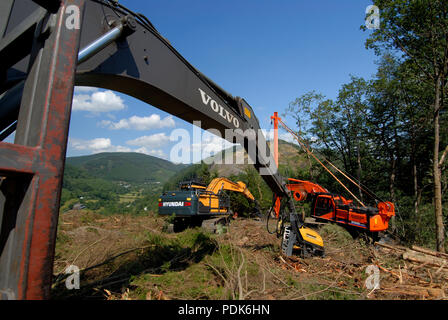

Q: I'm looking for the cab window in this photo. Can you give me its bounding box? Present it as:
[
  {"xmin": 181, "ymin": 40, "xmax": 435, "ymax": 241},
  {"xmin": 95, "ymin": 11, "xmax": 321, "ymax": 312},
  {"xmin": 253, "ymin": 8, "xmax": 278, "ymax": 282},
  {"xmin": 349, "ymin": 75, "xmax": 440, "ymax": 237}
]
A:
[{"xmin": 315, "ymin": 196, "xmax": 334, "ymax": 216}]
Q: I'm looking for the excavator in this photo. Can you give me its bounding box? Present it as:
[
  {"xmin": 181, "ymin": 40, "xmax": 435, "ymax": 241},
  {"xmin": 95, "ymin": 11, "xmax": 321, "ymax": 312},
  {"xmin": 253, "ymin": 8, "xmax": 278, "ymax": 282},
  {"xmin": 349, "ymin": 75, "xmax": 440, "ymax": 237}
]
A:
[
  {"xmin": 287, "ymin": 178, "xmax": 395, "ymax": 234},
  {"xmin": 0, "ymin": 0, "xmax": 324, "ymax": 299},
  {"xmin": 270, "ymin": 112, "xmax": 395, "ymax": 238},
  {"xmin": 158, "ymin": 177, "xmax": 260, "ymax": 233}
]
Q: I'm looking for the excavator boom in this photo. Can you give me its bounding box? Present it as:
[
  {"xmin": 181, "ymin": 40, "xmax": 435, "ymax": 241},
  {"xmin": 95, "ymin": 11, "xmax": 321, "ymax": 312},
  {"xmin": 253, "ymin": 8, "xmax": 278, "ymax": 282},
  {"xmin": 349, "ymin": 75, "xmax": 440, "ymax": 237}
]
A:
[
  {"xmin": 286, "ymin": 178, "xmax": 329, "ymax": 201},
  {"xmin": 206, "ymin": 178, "xmax": 255, "ymax": 201}
]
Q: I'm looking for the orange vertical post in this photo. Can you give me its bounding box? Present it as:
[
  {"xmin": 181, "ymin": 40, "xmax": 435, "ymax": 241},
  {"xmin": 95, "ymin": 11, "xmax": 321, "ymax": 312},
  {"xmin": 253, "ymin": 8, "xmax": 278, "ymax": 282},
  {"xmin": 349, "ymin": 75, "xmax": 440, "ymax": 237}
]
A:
[
  {"xmin": 271, "ymin": 112, "xmax": 281, "ymax": 167},
  {"xmin": 271, "ymin": 112, "xmax": 282, "ymax": 218}
]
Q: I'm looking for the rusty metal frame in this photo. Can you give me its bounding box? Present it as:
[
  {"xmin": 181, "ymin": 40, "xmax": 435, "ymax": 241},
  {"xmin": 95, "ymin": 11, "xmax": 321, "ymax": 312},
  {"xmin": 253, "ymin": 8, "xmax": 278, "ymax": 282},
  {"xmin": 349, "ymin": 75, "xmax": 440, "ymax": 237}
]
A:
[{"xmin": 0, "ymin": 0, "xmax": 85, "ymax": 299}]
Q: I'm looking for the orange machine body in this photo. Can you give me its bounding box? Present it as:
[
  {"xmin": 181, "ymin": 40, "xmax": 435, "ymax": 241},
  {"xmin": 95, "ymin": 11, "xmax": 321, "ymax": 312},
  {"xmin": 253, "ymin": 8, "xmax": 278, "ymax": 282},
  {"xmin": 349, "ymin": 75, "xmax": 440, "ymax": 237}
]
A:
[{"xmin": 287, "ymin": 179, "xmax": 395, "ymax": 233}]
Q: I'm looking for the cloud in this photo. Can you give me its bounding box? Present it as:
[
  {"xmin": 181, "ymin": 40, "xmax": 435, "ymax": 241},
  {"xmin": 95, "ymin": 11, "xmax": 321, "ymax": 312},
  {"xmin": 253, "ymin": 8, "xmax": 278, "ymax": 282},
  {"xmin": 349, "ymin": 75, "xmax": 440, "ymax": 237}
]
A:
[
  {"xmin": 134, "ymin": 147, "xmax": 167, "ymax": 158},
  {"xmin": 126, "ymin": 133, "xmax": 172, "ymax": 159},
  {"xmin": 72, "ymin": 90, "xmax": 125, "ymax": 113},
  {"xmin": 74, "ymin": 86, "xmax": 99, "ymax": 93},
  {"xmin": 191, "ymin": 134, "xmax": 235, "ymax": 155},
  {"xmin": 261, "ymin": 129, "xmax": 298, "ymax": 145},
  {"xmin": 99, "ymin": 114, "xmax": 175, "ymax": 131},
  {"xmin": 68, "ymin": 137, "xmax": 169, "ymax": 159},
  {"xmin": 279, "ymin": 132, "xmax": 298, "ymax": 145},
  {"xmin": 69, "ymin": 138, "xmax": 132, "ymax": 154},
  {"xmin": 126, "ymin": 133, "xmax": 171, "ymax": 149}
]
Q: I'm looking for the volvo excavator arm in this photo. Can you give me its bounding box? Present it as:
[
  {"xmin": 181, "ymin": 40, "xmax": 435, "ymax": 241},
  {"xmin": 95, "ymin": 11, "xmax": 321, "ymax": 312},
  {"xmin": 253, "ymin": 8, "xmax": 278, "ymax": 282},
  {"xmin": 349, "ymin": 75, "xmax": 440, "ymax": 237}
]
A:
[{"xmin": 0, "ymin": 0, "xmax": 310, "ymax": 299}]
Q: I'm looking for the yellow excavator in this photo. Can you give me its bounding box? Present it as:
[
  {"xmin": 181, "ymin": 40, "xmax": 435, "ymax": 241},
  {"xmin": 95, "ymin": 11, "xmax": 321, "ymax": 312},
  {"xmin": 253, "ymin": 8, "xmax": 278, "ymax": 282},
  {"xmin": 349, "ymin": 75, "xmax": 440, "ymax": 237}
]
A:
[{"xmin": 158, "ymin": 177, "xmax": 260, "ymax": 232}]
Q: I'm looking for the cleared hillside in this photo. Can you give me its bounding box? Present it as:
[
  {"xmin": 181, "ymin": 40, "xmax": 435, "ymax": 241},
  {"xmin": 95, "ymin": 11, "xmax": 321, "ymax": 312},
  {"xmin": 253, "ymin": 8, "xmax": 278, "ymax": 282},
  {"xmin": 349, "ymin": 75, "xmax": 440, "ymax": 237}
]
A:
[{"xmin": 196, "ymin": 139, "xmax": 309, "ymax": 178}]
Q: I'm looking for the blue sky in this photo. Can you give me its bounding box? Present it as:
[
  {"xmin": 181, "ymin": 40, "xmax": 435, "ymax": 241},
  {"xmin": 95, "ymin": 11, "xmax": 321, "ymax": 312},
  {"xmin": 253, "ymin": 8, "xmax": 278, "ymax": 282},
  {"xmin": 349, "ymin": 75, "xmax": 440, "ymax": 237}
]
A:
[{"xmin": 32, "ymin": 0, "xmax": 380, "ymax": 162}]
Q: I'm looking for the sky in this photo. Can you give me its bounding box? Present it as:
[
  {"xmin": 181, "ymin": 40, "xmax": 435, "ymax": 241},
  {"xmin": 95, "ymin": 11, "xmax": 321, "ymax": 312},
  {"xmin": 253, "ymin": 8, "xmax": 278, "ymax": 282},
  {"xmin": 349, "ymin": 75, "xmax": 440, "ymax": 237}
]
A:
[{"xmin": 15, "ymin": 0, "xmax": 381, "ymax": 163}]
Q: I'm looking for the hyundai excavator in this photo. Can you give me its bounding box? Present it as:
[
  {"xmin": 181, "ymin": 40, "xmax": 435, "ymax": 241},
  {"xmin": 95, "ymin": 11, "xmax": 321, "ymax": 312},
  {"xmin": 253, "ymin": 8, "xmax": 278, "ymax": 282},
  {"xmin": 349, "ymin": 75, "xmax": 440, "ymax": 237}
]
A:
[
  {"xmin": 0, "ymin": 0, "xmax": 324, "ymax": 299},
  {"xmin": 158, "ymin": 177, "xmax": 260, "ymax": 232}
]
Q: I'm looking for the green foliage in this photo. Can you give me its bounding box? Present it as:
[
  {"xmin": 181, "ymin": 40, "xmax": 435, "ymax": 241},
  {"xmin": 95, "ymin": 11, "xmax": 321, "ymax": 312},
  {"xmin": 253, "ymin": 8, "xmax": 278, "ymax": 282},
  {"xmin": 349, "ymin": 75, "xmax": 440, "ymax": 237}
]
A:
[
  {"xmin": 227, "ymin": 166, "xmax": 273, "ymax": 216},
  {"xmin": 163, "ymin": 161, "xmax": 218, "ymax": 191},
  {"xmin": 284, "ymin": 1, "xmax": 448, "ymax": 246},
  {"xmin": 60, "ymin": 153, "xmax": 183, "ymax": 215},
  {"xmin": 66, "ymin": 152, "xmax": 186, "ymax": 184},
  {"xmin": 362, "ymin": 0, "xmax": 448, "ymax": 250},
  {"xmin": 320, "ymin": 224, "xmax": 354, "ymax": 246}
]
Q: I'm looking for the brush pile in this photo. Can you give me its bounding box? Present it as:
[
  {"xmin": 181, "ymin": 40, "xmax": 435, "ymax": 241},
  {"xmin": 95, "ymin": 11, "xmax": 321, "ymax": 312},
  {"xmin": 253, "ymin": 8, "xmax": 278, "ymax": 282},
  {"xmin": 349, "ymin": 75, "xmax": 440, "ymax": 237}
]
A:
[{"xmin": 373, "ymin": 242, "xmax": 448, "ymax": 299}]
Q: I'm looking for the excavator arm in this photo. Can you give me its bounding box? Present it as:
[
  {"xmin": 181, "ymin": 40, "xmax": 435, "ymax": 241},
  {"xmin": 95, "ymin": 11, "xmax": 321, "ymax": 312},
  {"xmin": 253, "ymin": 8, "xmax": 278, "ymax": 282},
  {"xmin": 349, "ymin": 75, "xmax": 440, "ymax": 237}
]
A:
[
  {"xmin": 206, "ymin": 178, "xmax": 256, "ymax": 202},
  {"xmin": 286, "ymin": 178, "xmax": 329, "ymax": 201},
  {"xmin": 0, "ymin": 0, "xmax": 306, "ymax": 299}
]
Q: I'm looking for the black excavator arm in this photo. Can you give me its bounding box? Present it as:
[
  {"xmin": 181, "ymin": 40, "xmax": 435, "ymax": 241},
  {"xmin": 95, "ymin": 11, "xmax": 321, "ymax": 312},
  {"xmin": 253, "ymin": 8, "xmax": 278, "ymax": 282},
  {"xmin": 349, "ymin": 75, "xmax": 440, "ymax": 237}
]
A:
[{"xmin": 0, "ymin": 0, "xmax": 301, "ymax": 299}]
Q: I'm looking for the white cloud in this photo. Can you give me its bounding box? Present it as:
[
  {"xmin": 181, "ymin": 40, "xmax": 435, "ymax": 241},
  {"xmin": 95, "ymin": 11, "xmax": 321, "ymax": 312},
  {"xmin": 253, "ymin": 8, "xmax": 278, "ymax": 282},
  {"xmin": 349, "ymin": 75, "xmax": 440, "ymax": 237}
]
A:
[
  {"xmin": 191, "ymin": 134, "xmax": 234, "ymax": 155},
  {"xmin": 99, "ymin": 114, "xmax": 175, "ymax": 131},
  {"xmin": 126, "ymin": 133, "xmax": 171, "ymax": 149},
  {"xmin": 134, "ymin": 147, "xmax": 167, "ymax": 158},
  {"xmin": 74, "ymin": 86, "xmax": 99, "ymax": 93},
  {"xmin": 279, "ymin": 132, "xmax": 298, "ymax": 145},
  {"xmin": 261, "ymin": 129, "xmax": 298, "ymax": 145},
  {"xmin": 68, "ymin": 137, "xmax": 169, "ymax": 159},
  {"xmin": 69, "ymin": 138, "xmax": 132, "ymax": 154},
  {"xmin": 72, "ymin": 90, "xmax": 125, "ymax": 113}
]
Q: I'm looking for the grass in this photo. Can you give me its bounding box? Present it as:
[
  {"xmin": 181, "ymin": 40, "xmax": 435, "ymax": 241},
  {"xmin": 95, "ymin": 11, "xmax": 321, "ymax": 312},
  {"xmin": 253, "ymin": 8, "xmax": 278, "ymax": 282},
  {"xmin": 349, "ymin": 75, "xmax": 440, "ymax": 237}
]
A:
[
  {"xmin": 119, "ymin": 192, "xmax": 141, "ymax": 204},
  {"xmin": 52, "ymin": 210, "xmax": 440, "ymax": 300}
]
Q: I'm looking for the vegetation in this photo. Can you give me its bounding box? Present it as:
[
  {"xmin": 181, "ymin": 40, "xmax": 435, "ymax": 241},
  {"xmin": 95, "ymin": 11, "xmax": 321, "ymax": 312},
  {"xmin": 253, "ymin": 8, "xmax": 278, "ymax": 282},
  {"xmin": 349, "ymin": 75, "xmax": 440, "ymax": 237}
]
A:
[
  {"xmin": 61, "ymin": 153, "xmax": 185, "ymax": 215},
  {"xmin": 52, "ymin": 212, "xmax": 376, "ymax": 300},
  {"xmin": 163, "ymin": 162, "xmax": 219, "ymax": 191},
  {"xmin": 67, "ymin": 152, "xmax": 186, "ymax": 183}
]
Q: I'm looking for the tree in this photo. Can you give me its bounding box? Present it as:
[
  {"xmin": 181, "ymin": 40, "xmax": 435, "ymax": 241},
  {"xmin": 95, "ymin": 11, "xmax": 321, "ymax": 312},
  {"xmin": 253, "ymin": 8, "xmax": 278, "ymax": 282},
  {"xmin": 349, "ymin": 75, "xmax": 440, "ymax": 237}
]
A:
[
  {"xmin": 286, "ymin": 77, "xmax": 373, "ymax": 201},
  {"xmin": 336, "ymin": 76, "xmax": 370, "ymax": 201},
  {"xmin": 364, "ymin": 0, "xmax": 448, "ymax": 252}
]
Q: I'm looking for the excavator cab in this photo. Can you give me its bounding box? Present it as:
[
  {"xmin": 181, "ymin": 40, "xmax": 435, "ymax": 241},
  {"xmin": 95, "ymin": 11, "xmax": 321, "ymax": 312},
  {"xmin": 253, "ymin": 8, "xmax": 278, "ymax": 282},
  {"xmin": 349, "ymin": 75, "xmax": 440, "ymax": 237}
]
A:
[{"xmin": 313, "ymin": 194, "xmax": 335, "ymax": 219}]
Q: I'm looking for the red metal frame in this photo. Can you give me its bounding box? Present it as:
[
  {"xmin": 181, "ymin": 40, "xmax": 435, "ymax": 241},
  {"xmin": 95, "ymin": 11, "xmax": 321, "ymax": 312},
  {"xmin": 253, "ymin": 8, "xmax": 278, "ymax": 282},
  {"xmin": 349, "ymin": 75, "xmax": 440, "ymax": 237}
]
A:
[{"xmin": 0, "ymin": 0, "xmax": 84, "ymax": 299}]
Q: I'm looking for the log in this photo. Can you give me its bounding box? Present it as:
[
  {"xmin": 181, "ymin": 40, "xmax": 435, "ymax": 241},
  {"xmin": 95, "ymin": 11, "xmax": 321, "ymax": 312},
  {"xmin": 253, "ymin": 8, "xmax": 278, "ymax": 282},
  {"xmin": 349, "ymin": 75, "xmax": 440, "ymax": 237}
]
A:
[
  {"xmin": 411, "ymin": 245, "xmax": 448, "ymax": 259},
  {"xmin": 381, "ymin": 285, "xmax": 446, "ymax": 298},
  {"xmin": 375, "ymin": 242, "xmax": 407, "ymax": 252},
  {"xmin": 403, "ymin": 250, "xmax": 448, "ymax": 269}
]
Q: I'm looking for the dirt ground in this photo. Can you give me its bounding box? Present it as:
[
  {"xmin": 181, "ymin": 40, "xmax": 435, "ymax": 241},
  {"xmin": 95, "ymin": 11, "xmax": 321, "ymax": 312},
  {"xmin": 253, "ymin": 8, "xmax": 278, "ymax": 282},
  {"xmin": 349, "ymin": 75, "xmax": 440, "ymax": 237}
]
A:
[{"xmin": 51, "ymin": 210, "xmax": 447, "ymax": 300}]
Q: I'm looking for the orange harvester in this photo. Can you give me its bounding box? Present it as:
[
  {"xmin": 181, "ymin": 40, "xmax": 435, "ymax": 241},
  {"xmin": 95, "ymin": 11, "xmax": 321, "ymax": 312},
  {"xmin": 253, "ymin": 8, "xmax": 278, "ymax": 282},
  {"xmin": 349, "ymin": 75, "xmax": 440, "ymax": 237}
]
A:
[{"xmin": 271, "ymin": 112, "xmax": 395, "ymax": 233}]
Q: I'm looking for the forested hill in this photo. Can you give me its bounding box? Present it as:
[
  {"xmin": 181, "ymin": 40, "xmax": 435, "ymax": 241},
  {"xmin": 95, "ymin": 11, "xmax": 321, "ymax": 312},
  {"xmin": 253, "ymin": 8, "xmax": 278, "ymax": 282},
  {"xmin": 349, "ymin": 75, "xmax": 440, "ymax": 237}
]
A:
[{"xmin": 66, "ymin": 152, "xmax": 187, "ymax": 184}]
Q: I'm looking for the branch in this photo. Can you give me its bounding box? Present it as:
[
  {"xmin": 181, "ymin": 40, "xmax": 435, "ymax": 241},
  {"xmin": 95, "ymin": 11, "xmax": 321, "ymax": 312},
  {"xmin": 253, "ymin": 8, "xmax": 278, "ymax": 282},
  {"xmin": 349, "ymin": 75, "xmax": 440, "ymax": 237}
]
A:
[
  {"xmin": 439, "ymin": 145, "xmax": 448, "ymax": 167},
  {"xmin": 387, "ymin": 31, "xmax": 435, "ymax": 81}
]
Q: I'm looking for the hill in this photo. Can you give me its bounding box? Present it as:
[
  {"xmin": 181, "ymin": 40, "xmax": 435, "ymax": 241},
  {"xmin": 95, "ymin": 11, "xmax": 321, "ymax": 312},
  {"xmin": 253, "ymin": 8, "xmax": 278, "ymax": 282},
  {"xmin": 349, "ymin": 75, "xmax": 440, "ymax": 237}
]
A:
[
  {"xmin": 66, "ymin": 152, "xmax": 187, "ymax": 184},
  {"xmin": 188, "ymin": 139, "xmax": 308, "ymax": 178},
  {"xmin": 61, "ymin": 153, "xmax": 188, "ymax": 214},
  {"xmin": 166, "ymin": 139, "xmax": 310, "ymax": 189}
]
